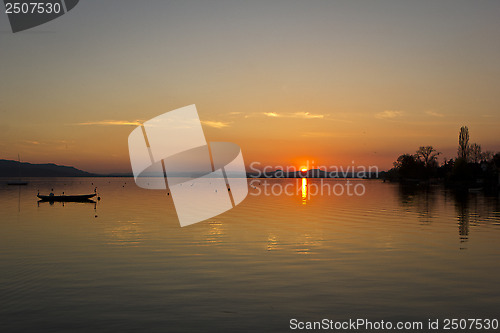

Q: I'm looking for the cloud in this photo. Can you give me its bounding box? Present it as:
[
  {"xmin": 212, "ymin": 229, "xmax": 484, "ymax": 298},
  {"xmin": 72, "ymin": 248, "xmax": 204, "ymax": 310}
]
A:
[
  {"xmin": 293, "ymin": 112, "xmax": 324, "ymax": 119},
  {"xmin": 77, "ymin": 120, "xmax": 143, "ymax": 126},
  {"xmin": 79, "ymin": 119, "xmax": 232, "ymax": 129},
  {"xmin": 201, "ymin": 120, "xmax": 231, "ymax": 129},
  {"xmin": 21, "ymin": 140, "xmax": 74, "ymax": 149},
  {"xmin": 425, "ymin": 111, "xmax": 444, "ymax": 118},
  {"xmin": 22, "ymin": 140, "xmax": 41, "ymax": 145},
  {"xmin": 375, "ymin": 110, "xmax": 403, "ymax": 119},
  {"xmin": 263, "ymin": 112, "xmax": 324, "ymax": 119}
]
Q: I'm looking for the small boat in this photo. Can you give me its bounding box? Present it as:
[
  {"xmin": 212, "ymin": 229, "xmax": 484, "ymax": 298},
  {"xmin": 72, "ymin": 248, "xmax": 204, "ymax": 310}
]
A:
[
  {"xmin": 37, "ymin": 191, "xmax": 97, "ymax": 202},
  {"xmin": 37, "ymin": 193, "xmax": 96, "ymax": 202}
]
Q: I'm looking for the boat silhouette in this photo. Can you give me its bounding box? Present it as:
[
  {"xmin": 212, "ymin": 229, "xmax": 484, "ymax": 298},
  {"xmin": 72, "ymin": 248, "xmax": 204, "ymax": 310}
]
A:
[{"xmin": 37, "ymin": 188, "xmax": 98, "ymax": 202}]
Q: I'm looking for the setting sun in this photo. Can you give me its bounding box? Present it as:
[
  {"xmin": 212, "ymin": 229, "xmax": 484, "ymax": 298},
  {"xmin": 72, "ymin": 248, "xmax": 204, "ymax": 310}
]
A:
[{"xmin": 301, "ymin": 168, "xmax": 308, "ymax": 172}]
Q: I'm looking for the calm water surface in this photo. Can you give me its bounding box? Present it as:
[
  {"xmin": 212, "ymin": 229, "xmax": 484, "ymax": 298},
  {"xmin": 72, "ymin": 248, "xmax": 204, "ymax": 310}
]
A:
[{"xmin": 0, "ymin": 178, "xmax": 499, "ymax": 332}]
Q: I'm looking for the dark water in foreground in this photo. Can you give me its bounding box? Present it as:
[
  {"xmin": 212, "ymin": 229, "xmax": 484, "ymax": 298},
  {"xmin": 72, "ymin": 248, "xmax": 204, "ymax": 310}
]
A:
[{"xmin": 0, "ymin": 178, "xmax": 499, "ymax": 332}]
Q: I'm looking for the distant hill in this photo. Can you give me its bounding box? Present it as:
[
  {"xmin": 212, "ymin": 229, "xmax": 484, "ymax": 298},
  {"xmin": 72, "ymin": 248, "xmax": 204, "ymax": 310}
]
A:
[{"xmin": 0, "ymin": 159, "xmax": 98, "ymax": 177}]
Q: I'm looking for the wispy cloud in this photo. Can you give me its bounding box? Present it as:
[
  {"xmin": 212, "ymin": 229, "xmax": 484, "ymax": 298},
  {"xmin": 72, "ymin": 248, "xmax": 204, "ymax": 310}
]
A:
[
  {"xmin": 201, "ymin": 120, "xmax": 231, "ymax": 129},
  {"xmin": 425, "ymin": 111, "xmax": 444, "ymax": 118},
  {"xmin": 21, "ymin": 139, "xmax": 74, "ymax": 149},
  {"xmin": 263, "ymin": 112, "xmax": 324, "ymax": 119},
  {"xmin": 293, "ymin": 112, "xmax": 324, "ymax": 119},
  {"xmin": 76, "ymin": 120, "xmax": 143, "ymax": 126},
  {"xmin": 375, "ymin": 110, "xmax": 403, "ymax": 119}
]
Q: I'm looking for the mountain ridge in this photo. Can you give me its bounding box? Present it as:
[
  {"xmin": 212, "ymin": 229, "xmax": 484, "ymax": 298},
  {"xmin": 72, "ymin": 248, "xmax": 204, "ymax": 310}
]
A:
[{"xmin": 0, "ymin": 159, "xmax": 98, "ymax": 177}]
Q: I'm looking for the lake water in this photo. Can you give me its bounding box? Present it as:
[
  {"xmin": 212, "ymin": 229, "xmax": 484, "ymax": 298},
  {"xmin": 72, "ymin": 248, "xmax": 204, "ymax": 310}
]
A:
[{"xmin": 0, "ymin": 178, "xmax": 499, "ymax": 332}]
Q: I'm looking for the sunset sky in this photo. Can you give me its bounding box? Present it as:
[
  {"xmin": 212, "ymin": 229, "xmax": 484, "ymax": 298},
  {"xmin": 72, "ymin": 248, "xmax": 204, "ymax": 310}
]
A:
[{"xmin": 1, "ymin": 0, "xmax": 499, "ymax": 173}]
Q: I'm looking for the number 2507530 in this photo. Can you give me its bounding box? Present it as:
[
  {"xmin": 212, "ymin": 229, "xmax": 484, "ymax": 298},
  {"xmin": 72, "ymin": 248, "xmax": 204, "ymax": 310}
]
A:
[{"xmin": 5, "ymin": 2, "xmax": 62, "ymax": 14}]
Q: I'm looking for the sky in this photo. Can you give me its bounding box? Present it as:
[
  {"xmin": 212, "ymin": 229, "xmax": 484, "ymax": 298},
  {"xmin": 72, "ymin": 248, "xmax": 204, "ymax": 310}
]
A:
[{"xmin": 1, "ymin": 0, "xmax": 499, "ymax": 173}]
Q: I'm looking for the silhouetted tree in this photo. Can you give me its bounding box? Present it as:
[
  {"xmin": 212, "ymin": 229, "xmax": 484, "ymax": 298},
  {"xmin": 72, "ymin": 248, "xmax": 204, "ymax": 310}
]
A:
[
  {"xmin": 415, "ymin": 146, "xmax": 440, "ymax": 168},
  {"xmin": 394, "ymin": 154, "xmax": 414, "ymax": 169},
  {"xmin": 452, "ymin": 157, "xmax": 471, "ymax": 181},
  {"xmin": 469, "ymin": 143, "xmax": 482, "ymax": 163},
  {"xmin": 481, "ymin": 150, "xmax": 494, "ymax": 163},
  {"xmin": 494, "ymin": 153, "xmax": 500, "ymax": 169},
  {"xmin": 458, "ymin": 126, "xmax": 470, "ymax": 161},
  {"xmin": 437, "ymin": 158, "xmax": 454, "ymax": 179},
  {"xmin": 393, "ymin": 154, "xmax": 426, "ymax": 179}
]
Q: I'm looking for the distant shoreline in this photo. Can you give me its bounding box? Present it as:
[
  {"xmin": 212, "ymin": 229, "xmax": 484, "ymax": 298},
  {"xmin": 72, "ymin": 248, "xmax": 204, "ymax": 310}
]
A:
[{"xmin": 0, "ymin": 159, "xmax": 385, "ymax": 179}]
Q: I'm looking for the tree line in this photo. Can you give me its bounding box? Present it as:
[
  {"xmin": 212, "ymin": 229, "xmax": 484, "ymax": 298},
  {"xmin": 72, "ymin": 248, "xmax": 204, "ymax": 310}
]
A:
[{"xmin": 383, "ymin": 126, "xmax": 500, "ymax": 187}]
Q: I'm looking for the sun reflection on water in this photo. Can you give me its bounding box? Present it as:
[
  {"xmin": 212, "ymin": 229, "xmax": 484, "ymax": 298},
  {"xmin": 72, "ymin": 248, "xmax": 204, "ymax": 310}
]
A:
[
  {"xmin": 301, "ymin": 178, "xmax": 308, "ymax": 204},
  {"xmin": 205, "ymin": 220, "xmax": 224, "ymax": 244},
  {"xmin": 267, "ymin": 233, "xmax": 281, "ymax": 251}
]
